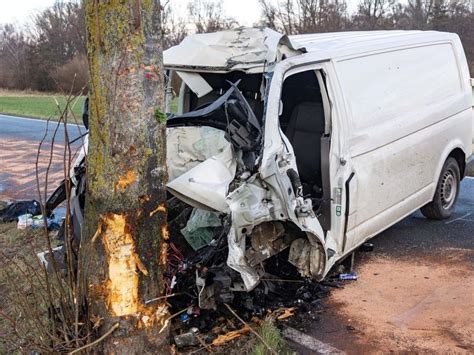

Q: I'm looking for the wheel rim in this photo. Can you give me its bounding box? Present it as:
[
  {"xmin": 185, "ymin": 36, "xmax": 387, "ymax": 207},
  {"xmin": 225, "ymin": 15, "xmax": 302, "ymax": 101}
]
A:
[{"xmin": 440, "ymin": 168, "xmax": 457, "ymax": 210}]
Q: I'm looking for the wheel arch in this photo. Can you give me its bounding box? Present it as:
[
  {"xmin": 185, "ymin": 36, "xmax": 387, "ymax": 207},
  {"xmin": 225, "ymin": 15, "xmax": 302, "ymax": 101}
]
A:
[
  {"xmin": 448, "ymin": 147, "xmax": 466, "ymax": 179},
  {"xmin": 434, "ymin": 143, "xmax": 466, "ymax": 183}
]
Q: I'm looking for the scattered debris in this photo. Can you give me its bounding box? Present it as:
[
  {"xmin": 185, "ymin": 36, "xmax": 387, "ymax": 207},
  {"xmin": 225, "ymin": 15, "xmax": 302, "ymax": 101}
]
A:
[
  {"xmin": 212, "ymin": 325, "xmax": 250, "ymax": 346},
  {"xmin": 359, "ymin": 242, "xmax": 374, "ymax": 252},
  {"xmin": 174, "ymin": 327, "xmax": 200, "ymax": 347},
  {"xmin": 37, "ymin": 246, "xmax": 67, "ymax": 273},
  {"xmin": 17, "ymin": 213, "xmax": 62, "ymax": 230},
  {"xmin": 180, "ymin": 209, "xmax": 222, "ymax": 251},
  {"xmin": 276, "ymin": 307, "xmax": 295, "ymax": 320},
  {"xmin": 0, "ymin": 200, "xmax": 41, "ymax": 223},
  {"xmin": 339, "ymin": 272, "xmax": 358, "ymax": 281}
]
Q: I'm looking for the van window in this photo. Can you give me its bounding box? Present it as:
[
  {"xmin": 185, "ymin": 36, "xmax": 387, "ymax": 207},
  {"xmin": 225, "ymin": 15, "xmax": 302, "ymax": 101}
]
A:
[
  {"xmin": 280, "ymin": 70, "xmax": 326, "ymax": 199},
  {"xmin": 336, "ymin": 44, "xmax": 462, "ymax": 133}
]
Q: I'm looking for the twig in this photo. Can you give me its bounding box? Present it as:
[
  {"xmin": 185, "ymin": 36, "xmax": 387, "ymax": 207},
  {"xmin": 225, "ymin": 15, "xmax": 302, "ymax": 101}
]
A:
[
  {"xmin": 68, "ymin": 322, "xmax": 119, "ymax": 354},
  {"xmin": 224, "ymin": 303, "xmax": 277, "ymax": 355},
  {"xmin": 144, "ymin": 292, "xmax": 183, "ymax": 305},
  {"xmin": 158, "ymin": 307, "xmax": 189, "ymax": 334},
  {"xmin": 196, "ymin": 334, "xmax": 214, "ymax": 353},
  {"xmin": 189, "ymin": 345, "xmax": 206, "ymax": 354}
]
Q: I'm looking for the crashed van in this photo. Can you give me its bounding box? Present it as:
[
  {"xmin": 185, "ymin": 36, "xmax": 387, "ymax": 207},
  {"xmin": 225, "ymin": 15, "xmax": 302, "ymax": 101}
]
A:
[
  {"xmin": 162, "ymin": 28, "xmax": 473, "ymax": 293},
  {"xmin": 47, "ymin": 28, "xmax": 472, "ymax": 307}
]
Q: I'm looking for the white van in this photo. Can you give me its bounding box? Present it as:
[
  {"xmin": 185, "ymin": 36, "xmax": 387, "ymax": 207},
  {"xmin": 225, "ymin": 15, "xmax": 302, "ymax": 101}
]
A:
[{"xmin": 164, "ymin": 28, "xmax": 473, "ymax": 291}]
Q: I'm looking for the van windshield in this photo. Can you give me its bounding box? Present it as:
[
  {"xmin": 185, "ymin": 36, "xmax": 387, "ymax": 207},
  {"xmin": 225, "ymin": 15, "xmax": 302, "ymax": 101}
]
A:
[{"xmin": 165, "ymin": 70, "xmax": 265, "ymax": 119}]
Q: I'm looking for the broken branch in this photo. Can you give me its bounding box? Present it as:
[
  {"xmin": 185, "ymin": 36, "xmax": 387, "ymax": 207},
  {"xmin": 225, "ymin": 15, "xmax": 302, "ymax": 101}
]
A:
[
  {"xmin": 224, "ymin": 303, "xmax": 278, "ymax": 355},
  {"xmin": 69, "ymin": 323, "xmax": 119, "ymax": 354}
]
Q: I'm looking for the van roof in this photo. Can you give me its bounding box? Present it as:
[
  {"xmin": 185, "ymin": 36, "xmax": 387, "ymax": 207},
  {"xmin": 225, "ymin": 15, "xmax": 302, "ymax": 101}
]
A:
[
  {"xmin": 164, "ymin": 28, "xmax": 458, "ymax": 73},
  {"xmin": 289, "ymin": 30, "xmax": 457, "ymax": 58}
]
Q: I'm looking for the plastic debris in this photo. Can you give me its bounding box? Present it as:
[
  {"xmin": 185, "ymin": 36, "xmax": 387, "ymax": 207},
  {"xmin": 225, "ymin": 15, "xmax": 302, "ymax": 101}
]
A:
[
  {"xmin": 339, "ymin": 272, "xmax": 358, "ymax": 280},
  {"xmin": 180, "ymin": 208, "xmax": 221, "ymax": 250},
  {"xmin": 359, "ymin": 242, "xmax": 374, "ymax": 252},
  {"xmin": 174, "ymin": 327, "xmax": 200, "ymax": 347},
  {"xmin": 17, "ymin": 214, "xmax": 33, "ymax": 229},
  {"xmin": 276, "ymin": 307, "xmax": 295, "ymax": 320},
  {"xmin": 37, "ymin": 245, "xmax": 67, "ymax": 273},
  {"xmin": 17, "ymin": 213, "xmax": 63, "ymax": 231},
  {"xmin": 180, "ymin": 313, "xmax": 190, "ymax": 323},
  {"xmin": 0, "ymin": 200, "xmax": 41, "ymax": 223},
  {"xmin": 211, "ymin": 325, "xmax": 251, "ymax": 346}
]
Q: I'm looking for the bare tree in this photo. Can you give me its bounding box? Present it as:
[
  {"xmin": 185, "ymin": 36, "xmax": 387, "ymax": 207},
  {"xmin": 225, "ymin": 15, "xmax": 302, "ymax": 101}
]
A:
[
  {"xmin": 25, "ymin": 1, "xmax": 86, "ymax": 91},
  {"xmin": 83, "ymin": 0, "xmax": 169, "ymax": 352},
  {"xmin": 162, "ymin": 2, "xmax": 188, "ymax": 49},
  {"xmin": 0, "ymin": 24, "xmax": 29, "ymax": 89},
  {"xmin": 188, "ymin": 0, "xmax": 238, "ymax": 33},
  {"xmin": 259, "ymin": 0, "xmax": 348, "ymax": 34},
  {"xmin": 403, "ymin": 0, "xmax": 435, "ymax": 28},
  {"xmin": 351, "ymin": 0, "xmax": 398, "ymax": 29}
]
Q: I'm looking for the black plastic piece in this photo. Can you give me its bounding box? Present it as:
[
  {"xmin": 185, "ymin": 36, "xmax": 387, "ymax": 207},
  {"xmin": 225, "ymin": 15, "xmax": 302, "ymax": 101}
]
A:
[
  {"xmin": 0, "ymin": 200, "xmax": 42, "ymax": 222},
  {"xmin": 287, "ymin": 168, "xmax": 303, "ymax": 197}
]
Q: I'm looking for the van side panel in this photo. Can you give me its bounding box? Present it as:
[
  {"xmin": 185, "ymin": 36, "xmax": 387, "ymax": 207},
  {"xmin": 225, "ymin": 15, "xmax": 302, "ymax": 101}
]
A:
[
  {"xmin": 335, "ymin": 42, "xmax": 471, "ymax": 250},
  {"xmin": 339, "ymin": 43, "xmax": 466, "ymax": 156},
  {"xmin": 344, "ymin": 110, "xmax": 470, "ymax": 251}
]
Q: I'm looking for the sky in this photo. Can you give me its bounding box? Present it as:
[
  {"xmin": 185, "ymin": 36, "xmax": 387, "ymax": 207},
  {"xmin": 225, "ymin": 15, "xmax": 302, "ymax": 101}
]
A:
[
  {"xmin": 0, "ymin": 0, "xmax": 360, "ymax": 27},
  {"xmin": 0, "ymin": 0, "xmax": 56, "ymax": 25}
]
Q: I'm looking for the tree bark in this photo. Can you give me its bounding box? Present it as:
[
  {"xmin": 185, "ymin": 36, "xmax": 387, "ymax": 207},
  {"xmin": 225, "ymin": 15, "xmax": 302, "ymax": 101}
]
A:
[{"xmin": 83, "ymin": 0, "xmax": 169, "ymax": 352}]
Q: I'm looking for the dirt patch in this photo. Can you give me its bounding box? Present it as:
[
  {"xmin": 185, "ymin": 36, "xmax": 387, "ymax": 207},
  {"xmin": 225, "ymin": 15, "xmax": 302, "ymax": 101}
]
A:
[{"xmin": 314, "ymin": 250, "xmax": 473, "ymax": 353}]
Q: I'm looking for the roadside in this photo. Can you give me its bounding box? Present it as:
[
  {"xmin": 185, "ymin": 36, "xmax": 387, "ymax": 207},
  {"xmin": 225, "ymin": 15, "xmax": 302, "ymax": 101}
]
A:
[{"xmin": 0, "ymin": 90, "xmax": 84, "ymax": 121}]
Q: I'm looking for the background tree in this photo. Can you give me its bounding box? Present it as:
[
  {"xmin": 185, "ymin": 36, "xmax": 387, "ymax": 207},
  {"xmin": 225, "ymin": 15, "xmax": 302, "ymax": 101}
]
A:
[
  {"xmin": 29, "ymin": 1, "xmax": 87, "ymax": 92},
  {"xmin": 188, "ymin": 0, "xmax": 237, "ymax": 33},
  {"xmin": 162, "ymin": 3, "xmax": 188, "ymax": 49},
  {"xmin": 351, "ymin": 0, "xmax": 397, "ymax": 29},
  {"xmin": 0, "ymin": 24, "xmax": 30, "ymax": 90},
  {"xmin": 259, "ymin": 0, "xmax": 349, "ymax": 33},
  {"xmin": 82, "ymin": 0, "xmax": 169, "ymax": 352}
]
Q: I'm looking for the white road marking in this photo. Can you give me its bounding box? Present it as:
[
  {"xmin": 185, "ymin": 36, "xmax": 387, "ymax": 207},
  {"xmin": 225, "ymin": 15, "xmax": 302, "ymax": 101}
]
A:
[
  {"xmin": 445, "ymin": 212, "xmax": 472, "ymax": 224},
  {"xmin": 282, "ymin": 326, "xmax": 345, "ymax": 354}
]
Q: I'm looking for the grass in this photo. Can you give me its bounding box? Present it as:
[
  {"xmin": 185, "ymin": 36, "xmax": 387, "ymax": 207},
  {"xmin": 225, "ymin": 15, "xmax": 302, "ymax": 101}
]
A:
[
  {"xmin": 252, "ymin": 320, "xmax": 289, "ymax": 355},
  {"xmin": 0, "ymin": 220, "xmax": 47, "ymax": 352},
  {"xmin": 0, "ymin": 90, "xmax": 85, "ymax": 122}
]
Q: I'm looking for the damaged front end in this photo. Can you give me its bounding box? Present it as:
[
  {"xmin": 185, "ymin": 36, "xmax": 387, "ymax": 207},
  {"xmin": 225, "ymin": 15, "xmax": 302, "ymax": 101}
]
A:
[
  {"xmin": 39, "ymin": 28, "xmax": 331, "ymax": 311},
  {"xmin": 164, "ymin": 28, "xmax": 329, "ymax": 309}
]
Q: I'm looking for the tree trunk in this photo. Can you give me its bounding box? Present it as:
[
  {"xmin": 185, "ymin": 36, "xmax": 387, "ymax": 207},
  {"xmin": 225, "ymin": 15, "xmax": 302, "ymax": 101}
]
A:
[{"xmin": 83, "ymin": 0, "xmax": 169, "ymax": 352}]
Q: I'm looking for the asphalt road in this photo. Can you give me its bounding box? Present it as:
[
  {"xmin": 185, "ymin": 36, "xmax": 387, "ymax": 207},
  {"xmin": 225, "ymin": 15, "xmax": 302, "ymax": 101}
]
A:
[
  {"xmin": 373, "ymin": 176, "xmax": 474, "ymax": 256},
  {"xmin": 0, "ymin": 114, "xmax": 85, "ymax": 144},
  {"xmin": 0, "ymin": 115, "xmax": 85, "ymax": 200}
]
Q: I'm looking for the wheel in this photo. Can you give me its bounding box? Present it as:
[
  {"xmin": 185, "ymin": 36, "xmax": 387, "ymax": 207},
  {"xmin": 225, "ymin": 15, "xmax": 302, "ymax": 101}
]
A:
[{"xmin": 421, "ymin": 157, "xmax": 460, "ymax": 219}]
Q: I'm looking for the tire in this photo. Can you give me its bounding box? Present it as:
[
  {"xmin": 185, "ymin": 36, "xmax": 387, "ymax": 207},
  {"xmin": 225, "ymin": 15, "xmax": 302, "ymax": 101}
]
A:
[{"xmin": 421, "ymin": 157, "xmax": 460, "ymax": 220}]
